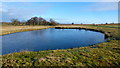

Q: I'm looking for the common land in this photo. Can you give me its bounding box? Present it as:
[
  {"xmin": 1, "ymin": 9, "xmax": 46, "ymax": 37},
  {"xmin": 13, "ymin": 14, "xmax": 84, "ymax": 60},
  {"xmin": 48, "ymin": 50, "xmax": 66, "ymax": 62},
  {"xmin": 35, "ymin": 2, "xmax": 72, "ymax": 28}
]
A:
[{"xmin": 1, "ymin": 24, "xmax": 120, "ymax": 66}]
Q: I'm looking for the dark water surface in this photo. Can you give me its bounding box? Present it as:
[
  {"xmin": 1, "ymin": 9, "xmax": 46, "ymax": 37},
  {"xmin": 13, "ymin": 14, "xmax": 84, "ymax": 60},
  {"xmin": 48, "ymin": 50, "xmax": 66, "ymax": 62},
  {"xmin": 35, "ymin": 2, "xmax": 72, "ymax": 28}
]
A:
[{"xmin": 2, "ymin": 28, "xmax": 107, "ymax": 55}]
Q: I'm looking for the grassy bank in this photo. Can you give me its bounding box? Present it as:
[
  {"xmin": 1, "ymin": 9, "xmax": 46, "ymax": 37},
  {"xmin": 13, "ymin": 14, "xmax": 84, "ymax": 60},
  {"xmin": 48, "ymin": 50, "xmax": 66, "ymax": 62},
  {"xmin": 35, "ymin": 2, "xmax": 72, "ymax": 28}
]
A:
[
  {"xmin": 2, "ymin": 40, "xmax": 120, "ymax": 66},
  {"xmin": 55, "ymin": 25, "xmax": 120, "ymax": 40},
  {"xmin": 1, "ymin": 25, "xmax": 53, "ymax": 35},
  {"xmin": 1, "ymin": 24, "xmax": 120, "ymax": 66}
]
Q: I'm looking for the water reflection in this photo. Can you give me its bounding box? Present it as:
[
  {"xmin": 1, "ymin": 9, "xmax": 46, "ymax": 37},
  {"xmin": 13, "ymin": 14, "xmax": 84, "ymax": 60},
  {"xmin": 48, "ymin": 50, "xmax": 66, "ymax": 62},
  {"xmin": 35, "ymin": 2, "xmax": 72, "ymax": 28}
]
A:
[{"xmin": 2, "ymin": 28, "xmax": 107, "ymax": 55}]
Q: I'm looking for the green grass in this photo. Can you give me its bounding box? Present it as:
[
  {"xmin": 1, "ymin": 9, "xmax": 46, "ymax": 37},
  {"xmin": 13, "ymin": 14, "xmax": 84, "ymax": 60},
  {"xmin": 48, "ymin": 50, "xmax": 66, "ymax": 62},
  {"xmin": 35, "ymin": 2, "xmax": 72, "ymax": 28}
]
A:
[
  {"xmin": 1, "ymin": 24, "xmax": 120, "ymax": 66},
  {"xmin": 90, "ymin": 25, "xmax": 120, "ymax": 29},
  {"xmin": 2, "ymin": 40, "xmax": 120, "ymax": 66}
]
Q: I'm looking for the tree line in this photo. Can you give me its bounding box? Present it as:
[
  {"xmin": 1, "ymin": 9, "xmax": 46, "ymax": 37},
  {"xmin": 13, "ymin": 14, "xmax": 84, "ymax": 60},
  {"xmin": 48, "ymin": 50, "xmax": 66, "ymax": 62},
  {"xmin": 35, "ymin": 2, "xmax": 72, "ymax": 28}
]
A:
[{"xmin": 4, "ymin": 17, "xmax": 59, "ymax": 26}]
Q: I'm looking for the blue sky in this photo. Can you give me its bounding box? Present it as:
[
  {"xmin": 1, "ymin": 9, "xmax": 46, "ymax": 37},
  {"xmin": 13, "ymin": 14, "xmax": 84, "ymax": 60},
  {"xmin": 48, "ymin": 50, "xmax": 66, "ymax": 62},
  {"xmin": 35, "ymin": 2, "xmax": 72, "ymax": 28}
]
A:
[
  {"xmin": 2, "ymin": 0, "xmax": 119, "ymax": 2},
  {"xmin": 1, "ymin": 2, "xmax": 118, "ymax": 24}
]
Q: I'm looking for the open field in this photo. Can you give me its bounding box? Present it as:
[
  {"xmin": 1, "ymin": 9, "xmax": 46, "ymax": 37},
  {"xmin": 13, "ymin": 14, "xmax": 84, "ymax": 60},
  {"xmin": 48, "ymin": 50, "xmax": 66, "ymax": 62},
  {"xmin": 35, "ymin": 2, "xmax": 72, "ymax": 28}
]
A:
[
  {"xmin": 1, "ymin": 26, "xmax": 53, "ymax": 35},
  {"xmin": 1, "ymin": 24, "xmax": 120, "ymax": 66}
]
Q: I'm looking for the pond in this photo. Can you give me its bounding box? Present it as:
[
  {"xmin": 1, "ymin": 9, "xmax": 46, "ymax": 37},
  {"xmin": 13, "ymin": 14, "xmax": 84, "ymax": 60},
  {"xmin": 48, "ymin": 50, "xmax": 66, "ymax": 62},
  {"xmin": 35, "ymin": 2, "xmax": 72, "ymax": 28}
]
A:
[{"xmin": 2, "ymin": 28, "xmax": 108, "ymax": 55}]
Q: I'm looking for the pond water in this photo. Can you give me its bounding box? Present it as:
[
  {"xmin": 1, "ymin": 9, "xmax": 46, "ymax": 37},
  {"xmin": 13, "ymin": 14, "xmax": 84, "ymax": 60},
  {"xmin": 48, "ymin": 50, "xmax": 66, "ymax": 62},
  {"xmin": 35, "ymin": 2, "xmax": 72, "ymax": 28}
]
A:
[{"xmin": 2, "ymin": 28, "xmax": 107, "ymax": 55}]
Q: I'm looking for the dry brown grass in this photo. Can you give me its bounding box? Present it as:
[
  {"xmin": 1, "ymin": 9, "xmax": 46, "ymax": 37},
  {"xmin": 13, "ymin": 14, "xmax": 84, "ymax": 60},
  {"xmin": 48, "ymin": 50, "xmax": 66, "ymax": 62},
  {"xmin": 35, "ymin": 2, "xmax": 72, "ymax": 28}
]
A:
[{"xmin": 1, "ymin": 26, "xmax": 53, "ymax": 35}]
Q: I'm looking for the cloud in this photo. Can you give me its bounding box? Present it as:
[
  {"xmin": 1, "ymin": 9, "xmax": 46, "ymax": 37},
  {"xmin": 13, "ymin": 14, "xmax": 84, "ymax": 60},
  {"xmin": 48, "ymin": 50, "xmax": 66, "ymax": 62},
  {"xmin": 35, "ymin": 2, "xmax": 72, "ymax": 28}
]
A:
[
  {"xmin": 81, "ymin": 2, "xmax": 118, "ymax": 12},
  {"xmin": 1, "ymin": 2, "xmax": 118, "ymax": 23},
  {"xmin": 1, "ymin": 3, "xmax": 53, "ymax": 22},
  {"xmin": 2, "ymin": 0, "xmax": 119, "ymax": 2},
  {"xmin": 0, "ymin": 3, "xmax": 5, "ymax": 13}
]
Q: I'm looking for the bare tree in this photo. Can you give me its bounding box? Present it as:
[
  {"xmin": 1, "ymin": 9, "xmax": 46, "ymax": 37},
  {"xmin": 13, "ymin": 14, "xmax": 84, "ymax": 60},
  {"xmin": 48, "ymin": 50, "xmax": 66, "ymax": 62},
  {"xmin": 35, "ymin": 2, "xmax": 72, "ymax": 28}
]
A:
[{"xmin": 11, "ymin": 19, "xmax": 20, "ymax": 25}]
